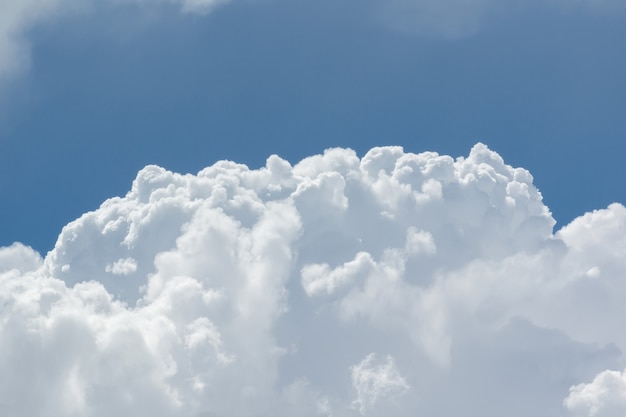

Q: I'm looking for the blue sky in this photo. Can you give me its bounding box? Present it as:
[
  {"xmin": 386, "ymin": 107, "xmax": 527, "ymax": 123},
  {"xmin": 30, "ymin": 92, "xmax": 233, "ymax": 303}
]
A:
[{"xmin": 1, "ymin": 0, "xmax": 625, "ymax": 252}]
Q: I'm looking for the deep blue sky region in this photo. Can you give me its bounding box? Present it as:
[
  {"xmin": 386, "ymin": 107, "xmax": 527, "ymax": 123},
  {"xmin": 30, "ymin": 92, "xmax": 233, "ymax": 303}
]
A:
[{"xmin": 1, "ymin": 0, "xmax": 625, "ymax": 253}]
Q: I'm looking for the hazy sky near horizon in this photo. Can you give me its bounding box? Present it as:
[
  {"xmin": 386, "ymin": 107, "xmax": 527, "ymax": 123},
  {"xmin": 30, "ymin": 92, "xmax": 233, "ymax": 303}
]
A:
[{"xmin": 1, "ymin": 1, "xmax": 626, "ymax": 416}]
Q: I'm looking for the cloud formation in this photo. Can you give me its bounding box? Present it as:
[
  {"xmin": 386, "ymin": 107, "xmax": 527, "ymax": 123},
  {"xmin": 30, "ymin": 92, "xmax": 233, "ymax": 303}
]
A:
[
  {"xmin": 565, "ymin": 368, "xmax": 626, "ymax": 417},
  {"xmin": 1, "ymin": 143, "xmax": 626, "ymax": 416},
  {"xmin": 350, "ymin": 354, "xmax": 409, "ymax": 414}
]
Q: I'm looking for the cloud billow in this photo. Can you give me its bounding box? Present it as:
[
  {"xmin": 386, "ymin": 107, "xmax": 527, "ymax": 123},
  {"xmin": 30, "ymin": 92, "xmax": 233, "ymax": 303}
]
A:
[{"xmin": 1, "ymin": 143, "xmax": 625, "ymax": 416}]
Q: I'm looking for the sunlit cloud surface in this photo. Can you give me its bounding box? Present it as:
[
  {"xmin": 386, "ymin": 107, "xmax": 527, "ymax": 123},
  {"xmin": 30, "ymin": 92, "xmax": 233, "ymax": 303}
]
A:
[{"xmin": 1, "ymin": 144, "xmax": 625, "ymax": 416}]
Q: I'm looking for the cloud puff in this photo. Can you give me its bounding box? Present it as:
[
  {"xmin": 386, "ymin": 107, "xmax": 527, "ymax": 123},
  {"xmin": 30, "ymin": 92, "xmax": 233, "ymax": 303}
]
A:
[
  {"xmin": 105, "ymin": 257, "xmax": 137, "ymax": 275},
  {"xmin": 0, "ymin": 242, "xmax": 42, "ymax": 273},
  {"xmin": 350, "ymin": 353, "xmax": 409, "ymax": 414},
  {"xmin": 1, "ymin": 143, "xmax": 626, "ymax": 416},
  {"xmin": 564, "ymin": 368, "xmax": 626, "ymax": 417}
]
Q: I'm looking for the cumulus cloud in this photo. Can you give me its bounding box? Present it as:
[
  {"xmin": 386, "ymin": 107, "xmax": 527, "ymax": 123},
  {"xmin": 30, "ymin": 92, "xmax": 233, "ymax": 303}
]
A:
[
  {"xmin": 105, "ymin": 257, "xmax": 137, "ymax": 275},
  {"xmin": 564, "ymin": 368, "xmax": 626, "ymax": 417},
  {"xmin": 0, "ymin": 242, "xmax": 42, "ymax": 273},
  {"xmin": 1, "ymin": 143, "xmax": 626, "ymax": 416}
]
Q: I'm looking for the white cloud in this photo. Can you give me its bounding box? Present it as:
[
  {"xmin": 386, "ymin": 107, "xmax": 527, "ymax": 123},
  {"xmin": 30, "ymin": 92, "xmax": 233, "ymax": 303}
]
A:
[
  {"xmin": 0, "ymin": 242, "xmax": 42, "ymax": 273},
  {"xmin": 1, "ymin": 143, "xmax": 626, "ymax": 416},
  {"xmin": 105, "ymin": 257, "xmax": 137, "ymax": 275},
  {"xmin": 564, "ymin": 368, "xmax": 626, "ymax": 417},
  {"xmin": 351, "ymin": 353, "xmax": 409, "ymax": 414},
  {"xmin": 301, "ymin": 252, "xmax": 375, "ymax": 297}
]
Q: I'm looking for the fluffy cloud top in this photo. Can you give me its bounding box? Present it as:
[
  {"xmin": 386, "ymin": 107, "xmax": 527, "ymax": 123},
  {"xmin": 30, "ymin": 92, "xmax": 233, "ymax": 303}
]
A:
[
  {"xmin": 565, "ymin": 368, "xmax": 626, "ymax": 417},
  {"xmin": 1, "ymin": 143, "xmax": 626, "ymax": 416}
]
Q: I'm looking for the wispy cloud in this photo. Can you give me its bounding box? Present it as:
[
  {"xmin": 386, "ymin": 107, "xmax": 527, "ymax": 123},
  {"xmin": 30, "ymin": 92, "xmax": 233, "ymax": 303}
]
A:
[
  {"xmin": 0, "ymin": 0, "xmax": 75, "ymax": 77},
  {"xmin": 351, "ymin": 353, "xmax": 410, "ymax": 414},
  {"xmin": 0, "ymin": 0, "xmax": 230, "ymax": 80},
  {"xmin": 374, "ymin": 0, "xmax": 494, "ymax": 38},
  {"xmin": 0, "ymin": 0, "xmax": 624, "ymax": 80}
]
